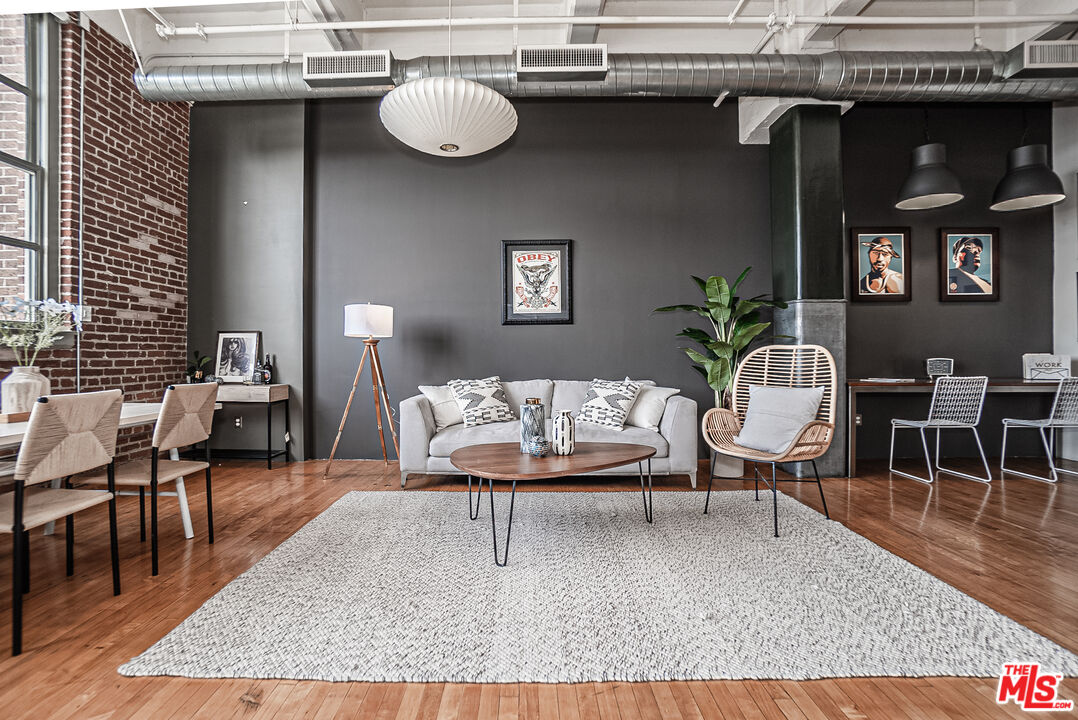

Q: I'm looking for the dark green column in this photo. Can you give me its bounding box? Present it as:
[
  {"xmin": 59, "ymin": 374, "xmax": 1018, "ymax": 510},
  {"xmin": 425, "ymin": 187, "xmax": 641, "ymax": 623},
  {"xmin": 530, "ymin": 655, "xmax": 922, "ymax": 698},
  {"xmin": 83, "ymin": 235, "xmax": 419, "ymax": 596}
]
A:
[{"xmin": 768, "ymin": 104, "xmax": 848, "ymax": 476}]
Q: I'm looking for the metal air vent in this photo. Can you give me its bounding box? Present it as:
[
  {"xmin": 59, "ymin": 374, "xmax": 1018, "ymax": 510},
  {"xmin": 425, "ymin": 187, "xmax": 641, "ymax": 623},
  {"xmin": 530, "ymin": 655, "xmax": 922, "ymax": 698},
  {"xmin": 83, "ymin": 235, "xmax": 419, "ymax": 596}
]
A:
[
  {"xmin": 516, "ymin": 44, "xmax": 608, "ymax": 81},
  {"xmin": 303, "ymin": 50, "xmax": 393, "ymax": 87},
  {"xmin": 1004, "ymin": 40, "xmax": 1078, "ymax": 79}
]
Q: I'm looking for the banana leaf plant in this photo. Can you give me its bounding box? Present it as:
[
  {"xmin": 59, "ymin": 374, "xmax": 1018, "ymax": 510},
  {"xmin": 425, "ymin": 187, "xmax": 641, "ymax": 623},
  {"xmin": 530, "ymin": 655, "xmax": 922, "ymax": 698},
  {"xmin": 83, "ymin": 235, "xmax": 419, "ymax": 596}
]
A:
[{"xmin": 655, "ymin": 267, "xmax": 787, "ymax": 409}]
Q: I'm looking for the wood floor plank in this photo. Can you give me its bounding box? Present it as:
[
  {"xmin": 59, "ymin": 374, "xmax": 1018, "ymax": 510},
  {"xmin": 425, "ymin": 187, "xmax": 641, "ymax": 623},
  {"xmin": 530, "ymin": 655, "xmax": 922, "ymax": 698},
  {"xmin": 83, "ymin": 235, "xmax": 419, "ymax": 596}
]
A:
[{"xmin": 0, "ymin": 459, "xmax": 1075, "ymax": 720}]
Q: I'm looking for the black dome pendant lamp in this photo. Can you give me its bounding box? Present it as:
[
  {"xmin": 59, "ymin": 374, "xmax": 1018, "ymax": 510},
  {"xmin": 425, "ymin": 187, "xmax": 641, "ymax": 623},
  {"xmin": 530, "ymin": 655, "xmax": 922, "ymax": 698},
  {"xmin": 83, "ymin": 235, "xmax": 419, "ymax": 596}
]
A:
[
  {"xmin": 895, "ymin": 142, "xmax": 965, "ymax": 210},
  {"xmin": 990, "ymin": 144, "xmax": 1066, "ymax": 212}
]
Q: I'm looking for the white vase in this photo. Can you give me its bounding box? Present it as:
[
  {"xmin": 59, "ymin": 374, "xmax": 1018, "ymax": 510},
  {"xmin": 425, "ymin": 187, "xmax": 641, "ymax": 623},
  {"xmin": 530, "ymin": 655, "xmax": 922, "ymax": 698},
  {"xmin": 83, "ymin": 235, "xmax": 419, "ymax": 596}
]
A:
[
  {"xmin": 552, "ymin": 410, "xmax": 575, "ymax": 455},
  {"xmin": 2, "ymin": 366, "xmax": 51, "ymax": 415}
]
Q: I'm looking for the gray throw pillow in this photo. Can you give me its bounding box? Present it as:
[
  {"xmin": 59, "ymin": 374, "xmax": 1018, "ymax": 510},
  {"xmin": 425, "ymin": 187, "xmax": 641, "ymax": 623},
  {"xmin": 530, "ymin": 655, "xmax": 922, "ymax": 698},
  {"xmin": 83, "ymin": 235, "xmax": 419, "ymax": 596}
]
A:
[
  {"xmin": 447, "ymin": 376, "xmax": 515, "ymax": 427},
  {"xmin": 577, "ymin": 379, "xmax": 641, "ymax": 430},
  {"xmin": 735, "ymin": 385, "xmax": 825, "ymax": 454}
]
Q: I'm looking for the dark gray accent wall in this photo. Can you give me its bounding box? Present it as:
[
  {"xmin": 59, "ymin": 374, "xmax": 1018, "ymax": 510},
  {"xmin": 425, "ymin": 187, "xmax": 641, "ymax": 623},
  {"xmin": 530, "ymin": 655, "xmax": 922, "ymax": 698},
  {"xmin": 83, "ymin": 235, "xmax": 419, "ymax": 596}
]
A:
[
  {"xmin": 309, "ymin": 98, "xmax": 772, "ymax": 459},
  {"xmin": 843, "ymin": 103, "xmax": 1055, "ymax": 458},
  {"xmin": 188, "ymin": 101, "xmax": 307, "ymax": 456}
]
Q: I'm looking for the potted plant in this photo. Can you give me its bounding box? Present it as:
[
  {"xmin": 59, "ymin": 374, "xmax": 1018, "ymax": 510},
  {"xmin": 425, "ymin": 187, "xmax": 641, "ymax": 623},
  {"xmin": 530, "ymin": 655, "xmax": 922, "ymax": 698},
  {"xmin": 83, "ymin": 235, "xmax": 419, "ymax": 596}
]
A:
[
  {"xmin": 0, "ymin": 298, "xmax": 83, "ymax": 415},
  {"xmin": 187, "ymin": 350, "xmax": 212, "ymax": 382},
  {"xmin": 656, "ymin": 268, "xmax": 787, "ymax": 477}
]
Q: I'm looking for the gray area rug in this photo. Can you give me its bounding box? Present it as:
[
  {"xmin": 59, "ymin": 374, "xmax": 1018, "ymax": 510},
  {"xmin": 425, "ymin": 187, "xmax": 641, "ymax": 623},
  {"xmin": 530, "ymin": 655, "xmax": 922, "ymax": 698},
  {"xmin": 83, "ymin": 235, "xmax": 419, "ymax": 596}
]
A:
[{"xmin": 119, "ymin": 490, "xmax": 1078, "ymax": 682}]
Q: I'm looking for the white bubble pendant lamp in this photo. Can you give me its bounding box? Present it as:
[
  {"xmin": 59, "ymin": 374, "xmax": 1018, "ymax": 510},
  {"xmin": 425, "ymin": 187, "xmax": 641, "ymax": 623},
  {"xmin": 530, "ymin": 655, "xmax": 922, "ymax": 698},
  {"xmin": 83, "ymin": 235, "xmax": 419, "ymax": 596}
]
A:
[{"xmin": 379, "ymin": 76, "xmax": 518, "ymax": 157}]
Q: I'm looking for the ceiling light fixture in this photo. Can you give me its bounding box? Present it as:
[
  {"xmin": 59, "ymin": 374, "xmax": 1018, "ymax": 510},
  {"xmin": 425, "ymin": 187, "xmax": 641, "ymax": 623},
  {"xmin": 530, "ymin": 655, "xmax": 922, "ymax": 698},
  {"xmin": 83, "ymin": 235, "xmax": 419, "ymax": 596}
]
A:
[
  {"xmin": 378, "ymin": 0, "xmax": 517, "ymax": 157},
  {"xmin": 990, "ymin": 144, "xmax": 1066, "ymax": 211},
  {"xmin": 895, "ymin": 142, "xmax": 965, "ymax": 210}
]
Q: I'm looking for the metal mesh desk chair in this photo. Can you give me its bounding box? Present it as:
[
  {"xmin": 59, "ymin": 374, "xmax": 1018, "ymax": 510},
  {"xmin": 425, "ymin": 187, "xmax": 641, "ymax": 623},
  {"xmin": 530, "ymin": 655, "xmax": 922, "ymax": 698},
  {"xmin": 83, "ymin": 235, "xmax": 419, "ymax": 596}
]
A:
[
  {"xmin": 889, "ymin": 376, "xmax": 991, "ymax": 484},
  {"xmin": 1000, "ymin": 377, "xmax": 1078, "ymax": 483}
]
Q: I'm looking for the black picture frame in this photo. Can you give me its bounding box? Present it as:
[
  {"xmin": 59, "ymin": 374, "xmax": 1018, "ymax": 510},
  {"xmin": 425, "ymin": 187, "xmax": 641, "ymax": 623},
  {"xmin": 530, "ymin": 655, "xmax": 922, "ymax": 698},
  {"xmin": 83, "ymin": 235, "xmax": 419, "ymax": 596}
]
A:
[
  {"xmin": 502, "ymin": 240, "xmax": 573, "ymax": 325},
  {"xmin": 214, "ymin": 330, "xmax": 263, "ymax": 383},
  {"xmin": 939, "ymin": 228, "xmax": 999, "ymax": 302},
  {"xmin": 850, "ymin": 227, "xmax": 911, "ymax": 302}
]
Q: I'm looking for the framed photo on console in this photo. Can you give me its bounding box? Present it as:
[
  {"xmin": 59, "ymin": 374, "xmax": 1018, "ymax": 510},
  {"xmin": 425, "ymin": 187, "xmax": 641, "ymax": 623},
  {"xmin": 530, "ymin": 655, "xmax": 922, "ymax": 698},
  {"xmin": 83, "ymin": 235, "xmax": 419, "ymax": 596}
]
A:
[
  {"xmin": 502, "ymin": 239, "xmax": 573, "ymax": 325},
  {"xmin": 850, "ymin": 227, "xmax": 910, "ymax": 302},
  {"xmin": 215, "ymin": 330, "xmax": 262, "ymax": 382},
  {"xmin": 939, "ymin": 228, "xmax": 998, "ymax": 302}
]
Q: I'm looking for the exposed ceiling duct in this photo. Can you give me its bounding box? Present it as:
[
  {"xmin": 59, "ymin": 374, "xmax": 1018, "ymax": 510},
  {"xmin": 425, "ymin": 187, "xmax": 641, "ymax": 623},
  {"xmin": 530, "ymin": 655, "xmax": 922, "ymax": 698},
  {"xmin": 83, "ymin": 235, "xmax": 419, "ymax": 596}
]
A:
[{"xmin": 134, "ymin": 50, "xmax": 1078, "ymax": 104}]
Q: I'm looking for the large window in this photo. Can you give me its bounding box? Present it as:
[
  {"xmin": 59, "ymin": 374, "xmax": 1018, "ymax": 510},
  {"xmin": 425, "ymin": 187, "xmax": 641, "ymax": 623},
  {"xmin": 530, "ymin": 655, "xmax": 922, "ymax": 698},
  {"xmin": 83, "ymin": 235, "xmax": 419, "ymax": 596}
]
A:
[{"xmin": 0, "ymin": 15, "xmax": 51, "ymax": 303}]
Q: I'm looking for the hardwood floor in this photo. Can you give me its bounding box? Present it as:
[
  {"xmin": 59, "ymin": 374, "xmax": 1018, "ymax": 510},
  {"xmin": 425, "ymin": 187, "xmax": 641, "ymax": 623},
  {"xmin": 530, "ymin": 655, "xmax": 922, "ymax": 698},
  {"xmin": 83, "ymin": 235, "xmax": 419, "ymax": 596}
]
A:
[{"xmin": 1, "ymin": 457, "xmax": 1076, "ymax": 719}]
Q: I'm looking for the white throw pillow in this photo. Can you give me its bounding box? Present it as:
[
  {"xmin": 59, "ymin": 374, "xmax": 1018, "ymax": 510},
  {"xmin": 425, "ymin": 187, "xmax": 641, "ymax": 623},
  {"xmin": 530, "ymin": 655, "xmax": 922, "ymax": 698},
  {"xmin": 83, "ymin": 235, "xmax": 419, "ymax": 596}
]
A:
[
  {"xmin": 418, "ymin": 385, "xmax": 464, "ymax": 433},
  {"xmin": 735, "ymin": 385, "xmax": 825, "ymax": 455},
  {"xmin": 625, "ymin": 385, "xmax": 680, "ymax": 431},
  {"xmin": 577, "ymin": 379, "xmax": 641, "ymax": 430},
  {"xmin": 447, "ymin": 376, "xmax": 516, "ymax": 427}
]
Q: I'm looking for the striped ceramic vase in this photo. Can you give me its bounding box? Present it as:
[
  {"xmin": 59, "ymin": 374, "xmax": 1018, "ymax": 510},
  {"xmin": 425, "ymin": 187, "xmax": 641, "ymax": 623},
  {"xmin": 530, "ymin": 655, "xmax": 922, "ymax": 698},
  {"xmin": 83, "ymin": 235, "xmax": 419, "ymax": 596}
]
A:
[{"xmin": 552, "ymin": 410, "xmax": 575, "ymax": 455}]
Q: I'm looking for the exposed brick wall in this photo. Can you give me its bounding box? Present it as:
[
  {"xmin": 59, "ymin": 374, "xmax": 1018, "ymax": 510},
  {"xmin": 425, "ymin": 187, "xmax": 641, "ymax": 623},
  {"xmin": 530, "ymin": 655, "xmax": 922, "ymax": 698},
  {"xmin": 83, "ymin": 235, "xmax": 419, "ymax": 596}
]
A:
[{"xmin": 1, "ymin": 16, "xmax": 190, "ymax": 455}]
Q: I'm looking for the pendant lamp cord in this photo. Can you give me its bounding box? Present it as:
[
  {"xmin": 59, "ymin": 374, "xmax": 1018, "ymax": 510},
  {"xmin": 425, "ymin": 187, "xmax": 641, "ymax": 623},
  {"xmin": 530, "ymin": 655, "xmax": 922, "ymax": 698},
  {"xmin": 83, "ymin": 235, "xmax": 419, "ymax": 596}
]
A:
[
  {"xmin": 922, "ymin": 108, "xmax": 931, "ymax": 143},
  {"xmin": 1019, "ymin": 106, "xmax": 1030, "ymax": 147}
]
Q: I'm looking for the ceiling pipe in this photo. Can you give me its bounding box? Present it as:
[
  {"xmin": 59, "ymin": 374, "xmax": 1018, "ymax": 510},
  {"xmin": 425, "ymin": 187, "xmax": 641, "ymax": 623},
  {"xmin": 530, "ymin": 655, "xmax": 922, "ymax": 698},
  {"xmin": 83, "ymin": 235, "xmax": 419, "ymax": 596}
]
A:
[
  {"xmin": 134, "ymin": 51, "xmax": 1078, "ymax": 103},
  {"xmin": 154, "ymin": 13, "xmax": 1078, "ymax": 39}
]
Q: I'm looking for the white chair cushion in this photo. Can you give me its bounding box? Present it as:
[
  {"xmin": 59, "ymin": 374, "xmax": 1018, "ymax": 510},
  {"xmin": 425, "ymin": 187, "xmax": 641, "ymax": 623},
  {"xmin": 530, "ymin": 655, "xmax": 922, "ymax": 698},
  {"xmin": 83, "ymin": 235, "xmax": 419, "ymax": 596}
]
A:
[
  {"xmin": 447, "ymin": 376, "xmax": 515, "ymax": 427},
  {"xmin": 418, "ymin": 385, "xmax": 464, "ymax": 433},
  {"xmin": 625, "ymin": 385, "xmax": 680, "ymax": 431},
  {"xmin": 735, "ymin": 385, "xmax": 825, "ymax": 454}
]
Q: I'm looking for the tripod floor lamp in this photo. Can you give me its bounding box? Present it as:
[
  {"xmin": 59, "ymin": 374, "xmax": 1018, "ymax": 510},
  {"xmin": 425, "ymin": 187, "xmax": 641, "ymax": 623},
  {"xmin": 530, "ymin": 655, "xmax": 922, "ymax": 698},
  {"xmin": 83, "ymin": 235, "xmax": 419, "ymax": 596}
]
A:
[{"xmin": 324, "ymin": 303, "xmax": 400, "ymax": 477}]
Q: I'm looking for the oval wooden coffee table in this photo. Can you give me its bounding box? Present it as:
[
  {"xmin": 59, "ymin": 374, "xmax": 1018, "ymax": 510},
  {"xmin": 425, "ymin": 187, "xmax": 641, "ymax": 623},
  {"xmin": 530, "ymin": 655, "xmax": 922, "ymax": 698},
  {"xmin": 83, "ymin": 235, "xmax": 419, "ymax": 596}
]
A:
[{"xmin": 449, "ymin": 442, "xmax": 657, "ymax": 566}]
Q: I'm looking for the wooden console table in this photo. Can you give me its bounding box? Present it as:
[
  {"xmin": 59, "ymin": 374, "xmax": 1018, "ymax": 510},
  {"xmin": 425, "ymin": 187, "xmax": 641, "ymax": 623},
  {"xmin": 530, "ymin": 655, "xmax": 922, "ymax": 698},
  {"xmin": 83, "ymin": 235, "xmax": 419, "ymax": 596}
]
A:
[
  {"xmin": 216, "ymin": 383, "xmax": 291, "ymax": 469},
  {"xmin": 847, "ymin": 378, "xmax": 1059, "ymax": 478}
]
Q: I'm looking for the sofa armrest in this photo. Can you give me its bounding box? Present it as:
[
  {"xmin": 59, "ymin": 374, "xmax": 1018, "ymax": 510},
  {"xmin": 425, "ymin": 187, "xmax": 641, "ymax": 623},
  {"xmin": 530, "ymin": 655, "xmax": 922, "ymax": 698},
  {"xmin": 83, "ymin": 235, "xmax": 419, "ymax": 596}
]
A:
[
  {"xmin": 399, "ymin": 394, "xmax": 436, "ymax": 473},
  {"xmin": 659, "ymin": 395, "xmax": 698, "ymax": 472}
]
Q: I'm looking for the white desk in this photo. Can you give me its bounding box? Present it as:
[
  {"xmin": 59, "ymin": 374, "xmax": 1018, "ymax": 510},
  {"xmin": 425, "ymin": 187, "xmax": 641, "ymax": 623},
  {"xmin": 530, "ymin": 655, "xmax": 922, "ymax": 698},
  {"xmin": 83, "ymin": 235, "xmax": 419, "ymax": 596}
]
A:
[{"xmin": 2, "ymin": 402, "xmax": 215, "ymax": 540}]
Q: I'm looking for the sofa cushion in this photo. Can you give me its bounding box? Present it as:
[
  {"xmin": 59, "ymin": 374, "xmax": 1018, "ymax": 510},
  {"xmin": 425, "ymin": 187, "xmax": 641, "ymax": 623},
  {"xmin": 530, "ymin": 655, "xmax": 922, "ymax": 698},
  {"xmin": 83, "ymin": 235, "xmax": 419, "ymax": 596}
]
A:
[
  {"xmin": 501, "ymin": 379, "xmax": 554, "ymax": 416},
  {"xmin": 578, "ymin": 379, "xmax": 641, "ymax": 430},
  {"xmin": 429, "ymin": 421, "xmax": 519, "ymax": 456},
  {"xmin": 428, "ymin": 420, "xmax": 669, "ymax": 458},
  {"xmin": 550, "ymin": 380, "xmax": 592, "ymax": 415},
  {"xmin": 447, "ymin": 376, "xmax": 515, "ymax": 427},
  {"xmin": 418, "ymin": 385, "xmax": 464, "ymax": 432}
]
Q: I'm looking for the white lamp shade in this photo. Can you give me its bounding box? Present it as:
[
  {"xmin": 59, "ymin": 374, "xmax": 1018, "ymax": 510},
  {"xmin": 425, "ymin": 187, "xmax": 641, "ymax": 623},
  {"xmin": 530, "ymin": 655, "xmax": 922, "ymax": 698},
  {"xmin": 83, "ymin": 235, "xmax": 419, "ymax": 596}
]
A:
[
  {"xmin": 344, "ymin": 304, "xmax": 393, "ymax": 338},
  {"xmin": 379, "ymin": 77, "xmax": 518, "ymax": 158}
]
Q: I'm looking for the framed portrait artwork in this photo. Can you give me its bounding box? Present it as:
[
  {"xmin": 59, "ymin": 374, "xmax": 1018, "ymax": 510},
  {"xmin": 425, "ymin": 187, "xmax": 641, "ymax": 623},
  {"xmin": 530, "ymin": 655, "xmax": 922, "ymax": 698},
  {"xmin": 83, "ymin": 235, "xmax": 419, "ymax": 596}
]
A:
[
  {"xmin": 939, "ymin": 228, "xmax": 999, "ymax": 301},
  {"xmin": 215, "ymin": 330, "xmax": 262, "ymax": 383},
  {"xmin": 502, "ymin": 240, "xmax": 573, "ymax": 325},
  {"xmin": 850, "ymin": 227, "xmax": 911, "ymax": 302}
]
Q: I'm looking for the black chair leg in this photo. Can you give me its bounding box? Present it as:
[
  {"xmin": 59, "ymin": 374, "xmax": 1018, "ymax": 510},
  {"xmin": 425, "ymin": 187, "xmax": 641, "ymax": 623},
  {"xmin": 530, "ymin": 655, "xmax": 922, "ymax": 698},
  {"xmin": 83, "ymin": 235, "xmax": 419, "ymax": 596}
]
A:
[
  {"xmin": 139, "ymin": 487, "xmax": 146, "ymax": 542},
  {"xmin": 703, "ymin": 450, "xmax": 716, "ymax": 515},
  {"xmin": 22, "ymin": 530, "xmax": 29, "ymax": 592},
  {"xmin": 108, "ymin": 461, "xmax": 120, "ymax": 596},
  {"xmin": 771, "ymin": 462, "xmax": 779, "ymax": 538},
  {"xmin": 65, "ymin": 514, "xmax": 74, "ymax": 577},
  {"xmin": 812, "ymin": 460, "xmax": 830, "ymax": 519},
  {"xmin": 151, "ymin": 479, "xmax": 159, "ymax": 576},
  {"xmin": 205, "ymin": 465, "xmax": 214, "ymax": 545},
  {"xmin": 12, "ymin": 481, "xmax": 24, "ymax": 656}
]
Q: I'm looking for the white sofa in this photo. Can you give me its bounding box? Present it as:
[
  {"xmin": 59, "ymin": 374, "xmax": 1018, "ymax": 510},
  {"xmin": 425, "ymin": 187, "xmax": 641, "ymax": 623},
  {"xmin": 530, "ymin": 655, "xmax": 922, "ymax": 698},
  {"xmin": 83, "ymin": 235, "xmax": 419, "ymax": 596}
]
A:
[{"xmin": 399, "ymin": 379, "xmax": 699, "ymax": 488}]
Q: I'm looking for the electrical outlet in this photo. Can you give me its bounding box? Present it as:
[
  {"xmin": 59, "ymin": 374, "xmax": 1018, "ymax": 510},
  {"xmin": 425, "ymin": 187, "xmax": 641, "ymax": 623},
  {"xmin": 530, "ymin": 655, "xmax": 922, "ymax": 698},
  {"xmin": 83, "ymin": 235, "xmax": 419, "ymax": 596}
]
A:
[
  {"xmin": 234, "ymin": 416, "xmax": 243, "ymax": 429},
  {"xmin": 77, "ymin": 305, "xmax": 92, "ymax": 322},
  {"xmin": 855, "ymin": 413, "xmax": 863, "ymax": 426}
]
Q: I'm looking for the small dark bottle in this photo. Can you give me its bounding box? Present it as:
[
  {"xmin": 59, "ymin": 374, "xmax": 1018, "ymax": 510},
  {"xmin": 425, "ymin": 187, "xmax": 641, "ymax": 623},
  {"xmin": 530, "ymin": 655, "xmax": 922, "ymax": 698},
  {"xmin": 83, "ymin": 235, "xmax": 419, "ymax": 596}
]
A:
[
  {"xmin": 252, "ymin": 357, "xmax": 264, "ymax": 385},
  {"xmin": 263, "ymin": 354, "xmax": 273, "ymax": 384}
]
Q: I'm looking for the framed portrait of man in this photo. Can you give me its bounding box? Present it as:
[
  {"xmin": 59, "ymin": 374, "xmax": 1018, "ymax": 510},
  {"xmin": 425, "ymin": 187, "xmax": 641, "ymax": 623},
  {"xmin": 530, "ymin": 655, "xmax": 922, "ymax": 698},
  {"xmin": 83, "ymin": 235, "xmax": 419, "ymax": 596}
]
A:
[
  {"xmin": 502, "ymin": 240, "xmax": 573, "ymax": 325},
  {"xmin": 214, "ymin": 331, "xmax": 262, "ymax": 383},
  {"xmin": 850, "ymin": 228, "xmax": 911, "ymax": 302},
  {"xmin": 939, "ymin": 228, "xmax": 999, "ymax": 302}
]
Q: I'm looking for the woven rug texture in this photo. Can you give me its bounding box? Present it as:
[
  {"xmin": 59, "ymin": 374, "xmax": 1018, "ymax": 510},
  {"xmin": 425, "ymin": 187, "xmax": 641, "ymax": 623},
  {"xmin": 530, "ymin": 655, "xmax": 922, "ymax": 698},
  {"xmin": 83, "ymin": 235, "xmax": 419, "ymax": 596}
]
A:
[{"xmin": 119, "ymin": 489, "xmax": 1078, "ymax": 682}]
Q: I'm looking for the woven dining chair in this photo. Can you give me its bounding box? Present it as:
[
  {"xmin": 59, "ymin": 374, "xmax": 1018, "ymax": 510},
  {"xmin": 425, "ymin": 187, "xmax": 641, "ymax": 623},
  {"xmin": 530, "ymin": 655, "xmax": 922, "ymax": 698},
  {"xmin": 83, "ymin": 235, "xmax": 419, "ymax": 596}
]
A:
[
  {"xmin": 0, "ymin": 389, "xmax": 123, "ymax": 655},
  {"xmin": 889, "ymin": 375, "xmax": 991, "ymax": 484},
  {"xmin": 701, "ymin": 344, "xmax": 836, "ymax": 537},
  {"xmin": 81, "ymin": 383, "xmax": 217, "ymax": 576},
  {"xmin": 1000, "ymin": 377, "xmax": 1078, "ymax": 483}
]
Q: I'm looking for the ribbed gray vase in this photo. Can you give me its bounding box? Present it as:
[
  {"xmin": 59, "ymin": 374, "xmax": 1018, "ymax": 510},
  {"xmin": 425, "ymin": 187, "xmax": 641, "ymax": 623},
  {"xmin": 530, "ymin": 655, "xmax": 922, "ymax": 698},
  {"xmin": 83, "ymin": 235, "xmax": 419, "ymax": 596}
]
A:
[{"xmin": 519, "ymin": 403, "xmax": 545, "ymax": 453}]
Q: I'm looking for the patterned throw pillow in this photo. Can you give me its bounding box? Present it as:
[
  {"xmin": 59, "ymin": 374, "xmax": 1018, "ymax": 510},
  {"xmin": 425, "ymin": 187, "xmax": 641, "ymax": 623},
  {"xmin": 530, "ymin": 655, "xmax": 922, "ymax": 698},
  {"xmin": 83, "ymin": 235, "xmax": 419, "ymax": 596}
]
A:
[
  {"xmin": 577, "ymin": 379, "xmax": 641, "ymax": 430},
  {"xmin": 447, "ymin": 376, "xmax": 515, "ymax": 427}
]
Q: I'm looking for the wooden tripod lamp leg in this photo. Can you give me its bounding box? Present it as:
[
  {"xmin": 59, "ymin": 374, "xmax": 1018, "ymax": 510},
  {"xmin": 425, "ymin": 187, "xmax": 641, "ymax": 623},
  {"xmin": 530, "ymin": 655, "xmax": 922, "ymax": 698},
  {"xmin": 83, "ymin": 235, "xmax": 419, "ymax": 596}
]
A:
[
  {"xmin": 368, "ymin": 340, "xmax": 389, "ymax": 465},
  {"xmin": 370, "ymin": 343, "xmax": 400, "ymax": 459},
  {"xmin": 324, "ymin": 344, "xmax": 370, "ymax": 478}
]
